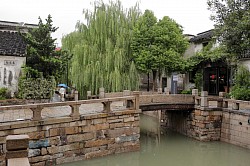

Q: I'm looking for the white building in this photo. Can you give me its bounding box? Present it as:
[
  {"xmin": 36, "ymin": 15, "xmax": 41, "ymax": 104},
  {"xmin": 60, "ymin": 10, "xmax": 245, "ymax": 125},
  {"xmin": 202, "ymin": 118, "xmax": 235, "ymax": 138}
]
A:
[{"xmin": 0, "ymin": 21, "xmax": 37, "ymax": 96}]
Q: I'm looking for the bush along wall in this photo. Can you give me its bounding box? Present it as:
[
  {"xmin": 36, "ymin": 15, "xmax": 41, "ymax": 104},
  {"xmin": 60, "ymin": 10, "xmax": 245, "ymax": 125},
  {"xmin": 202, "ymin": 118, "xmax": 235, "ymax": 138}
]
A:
[
  {"xmin": 230, "ymin": 65, "xmax": 250, "ymax": 101},
  {"xmin": 18, "ymin": 76, "xmax": 56, "ymax": 100},
  {"xmin": 0, "ymin": 88, "xmax": 8, "ymax": 100}
]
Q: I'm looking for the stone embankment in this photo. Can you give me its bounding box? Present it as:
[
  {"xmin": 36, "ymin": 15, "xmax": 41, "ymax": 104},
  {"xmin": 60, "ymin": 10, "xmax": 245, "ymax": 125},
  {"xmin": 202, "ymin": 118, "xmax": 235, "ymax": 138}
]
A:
[
  {"xmin": 163, "ymin": 90, "xmax": 250, "ymax": 149},
  {"xmin": 0, "ymin": 93, "xmax": 141, "ymax": 166}
]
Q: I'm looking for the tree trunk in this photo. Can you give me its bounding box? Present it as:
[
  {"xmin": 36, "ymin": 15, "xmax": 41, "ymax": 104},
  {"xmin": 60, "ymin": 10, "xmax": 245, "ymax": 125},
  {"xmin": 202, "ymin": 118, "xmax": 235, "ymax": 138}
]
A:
[
  {"xmin": 147, "ymin": 72, "xmax": 150, "ymax": 92},
  {"xmin": 152, "ymin": 70, "xmax": 157, "ymax": 92},
  {"xmin": 158, "ymin": 70, "xmax": 162, "ymax": 91}
]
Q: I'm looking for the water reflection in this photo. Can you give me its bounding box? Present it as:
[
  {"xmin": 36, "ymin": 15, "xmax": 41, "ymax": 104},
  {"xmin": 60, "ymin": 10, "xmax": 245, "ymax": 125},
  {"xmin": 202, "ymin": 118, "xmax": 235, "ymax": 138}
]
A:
[{"xmin": 62, "ymin": 114, "xmax": 250, "ymax": 166}]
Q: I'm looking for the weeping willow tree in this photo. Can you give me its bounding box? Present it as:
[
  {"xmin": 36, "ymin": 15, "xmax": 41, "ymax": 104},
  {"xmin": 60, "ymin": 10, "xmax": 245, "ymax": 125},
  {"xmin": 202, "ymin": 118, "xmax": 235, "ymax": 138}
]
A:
[{"xmin": 62, "ymin": 1, "xmax": 140, "ymax": 97}]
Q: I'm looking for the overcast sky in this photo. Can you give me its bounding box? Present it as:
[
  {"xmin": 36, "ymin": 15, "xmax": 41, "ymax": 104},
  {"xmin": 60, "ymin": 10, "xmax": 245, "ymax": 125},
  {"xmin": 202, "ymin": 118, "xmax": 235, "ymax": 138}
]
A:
[{"xmin": 0, "ymin": 0, "xmax": 214, "ymax": 46}]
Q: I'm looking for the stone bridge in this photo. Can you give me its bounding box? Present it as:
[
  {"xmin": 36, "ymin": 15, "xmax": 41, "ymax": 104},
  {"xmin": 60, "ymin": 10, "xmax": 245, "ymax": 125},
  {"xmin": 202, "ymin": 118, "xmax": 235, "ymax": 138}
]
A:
[
  {"xmin": 139, "ymin": 94, "xmax": 194, "ymax": 111},
  {"xmin": 1, "ymin": 90, "xmax": 250, "ymax": 166}
]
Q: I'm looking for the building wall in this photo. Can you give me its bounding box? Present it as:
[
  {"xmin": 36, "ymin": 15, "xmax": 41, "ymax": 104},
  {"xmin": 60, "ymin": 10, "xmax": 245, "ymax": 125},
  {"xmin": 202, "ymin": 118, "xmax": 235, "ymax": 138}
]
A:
[
  {"xmin": 0, "ymin": 55, "xmax": 26, "ymax": 95},
  {"xmin": 184, "ymin": 42, "xmax": 196, "ymax": 58},
  {"xmin": 239, "ymin": 59, "xmax": 250, "ymax": 71}
]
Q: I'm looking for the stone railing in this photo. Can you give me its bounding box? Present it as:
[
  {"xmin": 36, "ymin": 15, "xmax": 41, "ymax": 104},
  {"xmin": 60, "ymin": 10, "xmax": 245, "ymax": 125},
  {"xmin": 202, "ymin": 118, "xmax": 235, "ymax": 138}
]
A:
[
  {"xmin": 192, "ymin": 89, "xmax": 226, "ymax": 108},
  {"xmin": 87, "ymin": 88, "xmax": 171, "ymax": 99},
  {"xmin": 0, "ymin": 92, "xmax": 139, "ymax": 121},
  {"xmin": 192, "ymin": 89, "xmax": 250, "ymax": 110}
]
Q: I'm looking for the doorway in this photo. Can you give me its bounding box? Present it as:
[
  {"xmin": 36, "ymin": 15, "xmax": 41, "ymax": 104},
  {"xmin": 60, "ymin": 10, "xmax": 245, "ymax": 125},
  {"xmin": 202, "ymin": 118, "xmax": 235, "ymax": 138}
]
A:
[{"xmin": 204, "ymin": 67, "xmax": 228, "ymax": 95}]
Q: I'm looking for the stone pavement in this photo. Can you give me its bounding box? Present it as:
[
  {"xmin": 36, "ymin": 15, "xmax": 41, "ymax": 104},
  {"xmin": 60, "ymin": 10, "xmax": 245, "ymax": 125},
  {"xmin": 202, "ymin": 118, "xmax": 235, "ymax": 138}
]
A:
[{"xmin": 0, "ymin": 102, "xmax": 125, "ymax": 123}]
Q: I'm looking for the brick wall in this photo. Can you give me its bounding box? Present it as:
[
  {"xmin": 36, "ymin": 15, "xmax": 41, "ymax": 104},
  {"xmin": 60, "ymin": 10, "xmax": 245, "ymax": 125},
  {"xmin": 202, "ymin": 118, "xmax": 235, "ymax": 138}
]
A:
[{"xmin": 0, "ymin": 109, "xmax": 140, "ymax": 166}]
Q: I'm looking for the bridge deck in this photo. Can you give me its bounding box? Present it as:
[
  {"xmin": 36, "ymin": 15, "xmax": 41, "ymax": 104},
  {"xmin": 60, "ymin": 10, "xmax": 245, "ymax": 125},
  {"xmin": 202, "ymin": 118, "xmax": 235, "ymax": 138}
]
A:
[{"xmin": 140, "ymin": 103, "xmax": 194, "ymax": 111}]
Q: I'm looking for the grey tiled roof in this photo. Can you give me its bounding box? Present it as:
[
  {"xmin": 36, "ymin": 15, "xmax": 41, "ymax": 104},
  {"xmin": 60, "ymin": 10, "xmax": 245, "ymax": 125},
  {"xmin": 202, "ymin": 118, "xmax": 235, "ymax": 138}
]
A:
[
  {"xmin": 190, "ymin": 30, "xmax": 213, "ymax": 43},
  {"xmin": 0, "ymin": 31, "xmax": 26, "ymax": 56}
]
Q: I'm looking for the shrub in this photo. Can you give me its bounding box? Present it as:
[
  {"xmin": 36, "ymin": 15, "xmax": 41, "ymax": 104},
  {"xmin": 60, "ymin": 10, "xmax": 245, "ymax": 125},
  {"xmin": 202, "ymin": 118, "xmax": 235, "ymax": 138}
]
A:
[
  {"xmin": 194, "ymin": 71, "xmax": 203, "ymax": 92},
  {"xmin": 230, "ymin": 86, "xmax": 250, "ymax": 101},
  {"xmin": 18, "ymin": 76, "xmax": 56, "ymax": 99},
  {"xmin": 181, "ymin": 89, "xmax": 192, "ymax": 94},
  {"xmin": 230, "ymin": 65, "xmax": 250, "ymax": 101},
  {"xmin": 0, "ymin": 88, "xmax": 8, "ymax": 100}
]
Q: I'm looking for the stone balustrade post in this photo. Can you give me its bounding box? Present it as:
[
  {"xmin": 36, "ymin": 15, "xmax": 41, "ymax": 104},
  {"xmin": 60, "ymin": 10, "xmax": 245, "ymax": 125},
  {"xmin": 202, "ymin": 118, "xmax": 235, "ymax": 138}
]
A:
[
  {"xmin": 30, "ymin": 106, "xmax": 43, "ymax": 121},
  {"xmin": 74, "ymin": 91, "xmax": 79, "ymax": 101},
  {"xmin": 217, "ymin": 92, "xmax": 226, "ymax": 107},
  {"xmin": 157, "ymin": 88, "xmax": 162, "ymax": 94},
  {"xmin": 6, "ymin": 135, "xmax": 30, "ymax": 166},
  {"xmin": 87, "ymin": 91, "xmax": 91, "ymax": 99},
  {"xmin": 192, "ymin": 89, "xmax": 199, "ymax": 106},
  {"xmin": 70, "ymin": 103, "xmax": 80, "ymax": 119},
  {"xmin": 99, "ymin": 87, "xmax": 105, "ymax": 99},
  {"xmin": 164, "ymin": 87, "xmax": 170, "ymax": 95},
  {"xmin": 232, "ymin": 102, "xmax": 239, "ymax": 110},
  {"xmin": 200, "ymin": 91, "xmax": 208, "ymax": 107},
  {"xmin": 192, "ymin": 89, "xmax": 199, "ymax": 96},
  {"xmin": 102, "ymin": 101, "xmax": 112, "ymax": 113},
  {"xmin": 133, "ymin": 91, "xmax": 140, "ymax": 111},
  {"xmin": 123, "ymin": 90, "xmax": 131, "ymax": 106},
  {"xmin": 223, "ymin": 100, "xmax": 228, "ymax": 108}
]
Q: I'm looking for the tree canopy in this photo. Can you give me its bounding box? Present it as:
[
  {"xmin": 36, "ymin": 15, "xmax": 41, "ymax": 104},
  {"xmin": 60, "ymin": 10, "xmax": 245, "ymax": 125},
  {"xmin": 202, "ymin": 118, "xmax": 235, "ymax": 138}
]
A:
[
  {"xmin": 62, "ymin": 1, "xmax": 140, "ymax": 96},
  {"xmin": 208, "ymin": 0, "xmax": 250, "ymax": 58},
  {"xmin": 131, "ymin": 10, "xmax": 189, "ymax": 91},
  {"xmin": 21, "ymin": 15, "xmax": 71, "ymax": 80}
]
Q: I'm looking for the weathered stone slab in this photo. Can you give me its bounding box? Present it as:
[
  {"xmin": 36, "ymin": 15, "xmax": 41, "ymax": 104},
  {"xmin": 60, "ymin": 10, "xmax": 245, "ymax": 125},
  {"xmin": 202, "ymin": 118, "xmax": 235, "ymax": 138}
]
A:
[
  {"xmin": 107, "ymin": 127, "xmax": 140, "ymax": 138},
  {"xmin": 29, "ymin": 139, "xmax": 49, "ymax": 149},
  {"xmin": 84, "ymin": 149, "xmax": 115, "ymax": 159},
  {"xmin": 6, "ymin": 149, "xmax": 28, "ymax": 159},
  {"xmin": 82, "ymin": 123, "xmax": 109, "ymax": 132},
  {"xmin": 6, "ymin": 135, "xmax": 29, "ymax": 151},
  {"xmin": 85, "ymin": 139, "xmax": 114, "ymax": 148},
  {"xmin": 28, "ymin": 149, "xmax": 41, "ymax": 157},
  {"xmin": 115, "ymin": 134, "xmax": 140, "ymax": 143},
  {"xmin": 28, "ymin": 131, "xmax": 45, "ymax": 140},
  {"xmin": 65, "ymin": 127, "xmax": 79, "ymax": 135},
  {"xmin": 8, "ymin": 158, "xmax": 30, "ymax": 166},
  {"xmin": 67, "ymin": 133, "xmax": 94, "ymax": 143}
]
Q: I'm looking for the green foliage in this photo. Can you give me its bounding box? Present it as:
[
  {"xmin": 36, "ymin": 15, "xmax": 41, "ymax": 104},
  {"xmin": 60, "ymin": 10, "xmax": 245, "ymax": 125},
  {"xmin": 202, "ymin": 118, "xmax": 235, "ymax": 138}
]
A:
[
  {"xmin": 18, "ymin": 76, "xmax": 56, "ymax": 99},
  {"xmin": 131, "ymin": 11, "xmax": 189, "ymax": 73},
  {"xmin": 230, "ymin": 87, "xmax": 250, "ymax": 101},
  {"xmin": 62, "ymin": 1, "xmax": 140, "ymax": 97},
  {"xmin": 131, "ymin": 10, "xmax": 189, "ymax": 91},
  {"xmin": 230, "ymin": 65, "xmax": 250, "ymax": 101},
  {"xmin": 208, "ymin": 0, "xmax": 250, "ymax": 58},
  {"xmin": 21, "ymin": 15, "xmax": 72, "ymax": 80},
  {"xmin": 186, "ymin": 41, "xmax": 227, "ymax": 71},
  {"xmin": 194, "ymin": 71, "xmax": 203, "ymax": 91},
  {"xmin": 0, "ymin": 88, "xmax": 8, "ymax": 100},
  {"xmin": 180, "ymin": 89, "xmax": 192, "ymax": 94},
  {"xmin": 131, "ymin": 10, "xmax": 157, "ymax": 74}
]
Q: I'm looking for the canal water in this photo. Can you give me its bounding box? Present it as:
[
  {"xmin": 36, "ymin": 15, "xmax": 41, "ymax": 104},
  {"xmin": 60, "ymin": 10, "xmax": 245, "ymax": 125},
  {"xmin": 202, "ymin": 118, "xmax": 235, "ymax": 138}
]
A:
[{"xmin": 62, "ymin": 114, "xmax": 250, "ymax": 166}]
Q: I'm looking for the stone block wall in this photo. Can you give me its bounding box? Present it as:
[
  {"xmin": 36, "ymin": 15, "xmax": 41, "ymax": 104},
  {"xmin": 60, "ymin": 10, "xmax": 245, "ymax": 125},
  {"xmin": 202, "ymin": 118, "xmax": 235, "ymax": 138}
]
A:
[
  {"xmin": 162, "ymin": 108, "xmax": 222, "ymax": 141},
  {"xmin": 0, "ymin": 109, "xmax": 140, "ymax": 166},
  {"xmin": 221, "ymin": 110, "xmax": 250, "ymax": 149},
  {"xmin": 190, "ymin": 109, "xmax": 222, "ymax": 141}
]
